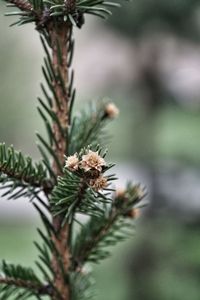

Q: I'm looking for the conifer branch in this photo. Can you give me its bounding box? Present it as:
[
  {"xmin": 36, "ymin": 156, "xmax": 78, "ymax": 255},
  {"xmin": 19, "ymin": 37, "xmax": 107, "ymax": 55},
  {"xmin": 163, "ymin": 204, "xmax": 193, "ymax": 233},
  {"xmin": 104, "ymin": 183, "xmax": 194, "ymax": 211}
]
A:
[
  {"xmin": 0, "ymin": 277, "xmax": 49, "ymax": 295},
  {"xmin": 4, "ymin": 0, "xmax": 122, "ymax": 27},
  {"xmin": 1, "ymin": 0, "xmax": 142, "ymax": 299},
  {"xmin": 73, "ymin": 184, "xmax": 145, "ymax": 267},
  {"xmin": 68, "ymin": 101, "xmax": 118, "ymax": 155},
  {"xmin": 70, "ymin": 272, "xmax": 95, "ymax": 300},
  {"xmin": 0, "ymin": 143, "xmax": 53, "ymax": 196},
  {"xmin": 74, "ymin": 212, "xmax": 118, "ymax": 267},
  {"xmin": 0, "ymin": 261, "xmax": 51, "ymax": 298}
]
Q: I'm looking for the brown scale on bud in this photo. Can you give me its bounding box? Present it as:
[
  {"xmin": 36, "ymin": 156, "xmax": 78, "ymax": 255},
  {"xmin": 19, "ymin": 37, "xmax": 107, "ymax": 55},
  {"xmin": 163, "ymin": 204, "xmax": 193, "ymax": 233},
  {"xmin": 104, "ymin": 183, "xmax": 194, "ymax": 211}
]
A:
[
  {"xmin": 64, "ymin": 0, "xmax": 76, "ymax": 13},
  {"xmin": 10, "ymin": 0, "xmax": 33, "ymax": 11}
]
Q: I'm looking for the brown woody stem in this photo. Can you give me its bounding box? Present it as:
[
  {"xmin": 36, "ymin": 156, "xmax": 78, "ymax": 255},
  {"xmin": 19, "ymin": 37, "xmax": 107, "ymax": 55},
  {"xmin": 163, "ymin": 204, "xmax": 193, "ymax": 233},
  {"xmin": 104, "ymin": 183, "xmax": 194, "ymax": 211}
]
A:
[
  {"xmin": 0, "ymin": 164, "xmax": 53, "ymax": 194},
  {"xmin": 47, "ymin": 21, "xmax": 71, "ymax": 300},
  {"xmin": 0, "ymin": 277, "xmax": 49, "ymax": 295}
]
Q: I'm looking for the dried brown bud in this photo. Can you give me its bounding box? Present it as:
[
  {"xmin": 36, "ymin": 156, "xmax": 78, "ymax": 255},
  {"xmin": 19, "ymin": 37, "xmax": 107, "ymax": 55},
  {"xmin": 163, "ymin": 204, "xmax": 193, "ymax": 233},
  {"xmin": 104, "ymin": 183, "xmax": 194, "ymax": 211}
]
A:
[
  {"xmin": 105, "ymin": 103, "xmax": 119, "ymax": 119},
  {"xmin": 126, "ymin": 208, "xmax": 141, "ymax": 219},
  {"xmin": 89, "ymin": 176, "xmax": 108, "ymax": 192},
  {"xmin": 80, "ymin": 150, "xmax": 106, "ymax": 172},
  {"xmin": 65, "ymin": 154, "xmax": 79, "ymax": 171}
]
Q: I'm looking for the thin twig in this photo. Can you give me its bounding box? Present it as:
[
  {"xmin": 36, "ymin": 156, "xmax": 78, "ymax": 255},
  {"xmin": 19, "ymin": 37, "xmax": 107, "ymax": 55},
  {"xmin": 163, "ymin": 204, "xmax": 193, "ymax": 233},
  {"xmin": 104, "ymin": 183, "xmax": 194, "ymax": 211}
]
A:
[
  {"xmin": 0, "ymin": 164, "xmax": 54, "ymax": 194},
  {"xmin": 0, "ymin": 277, "xmax": 50, "ymax": 295}
]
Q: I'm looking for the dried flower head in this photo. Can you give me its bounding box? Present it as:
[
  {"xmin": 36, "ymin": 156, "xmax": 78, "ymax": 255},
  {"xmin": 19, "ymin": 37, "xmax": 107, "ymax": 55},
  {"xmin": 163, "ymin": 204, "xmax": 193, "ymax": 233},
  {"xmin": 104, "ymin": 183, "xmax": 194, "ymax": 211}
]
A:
[
  {"xmin": 65, "ymin": 154, "xmax": 79, "ymax": 171},
  {"xmin": 80, "ymin": 150, "xmax": 106, "ymax": 172},
  {"xmin": 105, "ymin": 103, "xmax": 119, "ymax": 119},
  {"xmin": 89, "ymin": 176, "xmax": 108, "ymax": 192}
]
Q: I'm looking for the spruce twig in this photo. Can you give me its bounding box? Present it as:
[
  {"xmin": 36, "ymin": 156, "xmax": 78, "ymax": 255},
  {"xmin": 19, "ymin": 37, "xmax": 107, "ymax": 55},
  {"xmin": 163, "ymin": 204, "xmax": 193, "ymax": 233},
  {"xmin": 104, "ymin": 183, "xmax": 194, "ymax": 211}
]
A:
[
  {"xmin": 0, "ymin": 278, "xmax": 49, "ymax": 296},
  {"xmin": 0, "ymin": 0, "xmax": 145, "ymax": 299}
]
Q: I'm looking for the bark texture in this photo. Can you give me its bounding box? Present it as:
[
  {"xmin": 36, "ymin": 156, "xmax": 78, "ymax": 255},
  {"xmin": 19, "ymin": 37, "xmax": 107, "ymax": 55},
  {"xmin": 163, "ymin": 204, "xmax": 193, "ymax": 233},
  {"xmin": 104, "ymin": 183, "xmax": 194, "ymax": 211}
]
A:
[{"xmin": 48, "ymin": 22, "xmax": 71, "ymax": 300}]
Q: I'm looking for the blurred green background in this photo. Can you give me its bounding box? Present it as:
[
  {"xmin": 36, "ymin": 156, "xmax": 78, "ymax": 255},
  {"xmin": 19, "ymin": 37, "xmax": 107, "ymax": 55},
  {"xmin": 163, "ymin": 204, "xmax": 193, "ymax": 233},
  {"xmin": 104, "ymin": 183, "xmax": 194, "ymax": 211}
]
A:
[{"xmin": 2, "ymin": 1, "xmax": 200, "ymax": 299}]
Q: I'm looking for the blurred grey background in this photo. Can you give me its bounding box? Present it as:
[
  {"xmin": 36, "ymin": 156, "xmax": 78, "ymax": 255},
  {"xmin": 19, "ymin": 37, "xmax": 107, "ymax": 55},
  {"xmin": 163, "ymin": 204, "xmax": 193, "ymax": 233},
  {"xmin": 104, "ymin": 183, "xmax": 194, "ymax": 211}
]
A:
[{"xmin": 1, "ymin": 1, "xmax": 200, "ymax": 299}]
